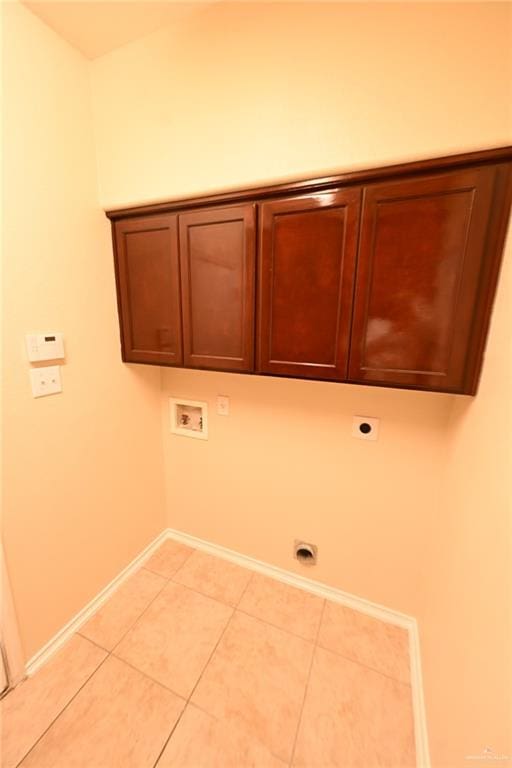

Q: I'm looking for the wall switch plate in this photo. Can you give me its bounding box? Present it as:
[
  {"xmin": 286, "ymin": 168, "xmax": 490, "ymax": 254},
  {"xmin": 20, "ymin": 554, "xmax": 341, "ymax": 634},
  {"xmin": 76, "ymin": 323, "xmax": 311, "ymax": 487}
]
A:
[
  {"xmin": 25, "ymin": 333, "xmax": 64, "ymax": 362},
  {"xmin": 352, "ymin": 416, "xmax": 379, "ymax": 441},
  {"xmin": 30, "ymin": 366, "xmax": 62, "ymax": 398},
  {"xmin": 216, "ymin": 395, "xmax": 230, "ymax": 416}
]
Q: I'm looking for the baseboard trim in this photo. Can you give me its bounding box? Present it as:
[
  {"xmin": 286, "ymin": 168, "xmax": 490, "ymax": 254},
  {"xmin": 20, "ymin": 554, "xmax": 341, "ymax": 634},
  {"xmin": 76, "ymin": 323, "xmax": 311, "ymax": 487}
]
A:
[
  {"xmin": 166, "ymin": 527, "xmax": 431, "ymax": 768},
  {"xmin": 24, "ymin": 526, "xmax": 430, "ymax": 767},
  {"xmin": 25, "ymin": 530, "xmax": 169, "ymax": 677},
  {"xmin": 408, "ymin": 618, "xmax": 431, "ymax": 768}
]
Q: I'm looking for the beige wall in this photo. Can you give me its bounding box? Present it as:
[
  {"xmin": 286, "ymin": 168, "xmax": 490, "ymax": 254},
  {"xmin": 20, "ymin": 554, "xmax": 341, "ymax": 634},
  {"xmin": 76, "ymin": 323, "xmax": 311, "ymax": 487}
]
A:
[
  {"xmin": 420, "ymin": 231, "xmax": 512, "ymax": 767},
  {"xmin": 162, "ymin": 369, "xmax": 451, "ymax": 614},
  {"xmin": 3, "ymin": 1, "xmax": 510, "ymax": 765},
  {"xmin": 89, "ymin": 4, "xmax": 512, "ymax": 766},
  {"xmin": 91, "ymin": 2, "xmax": 511, "ymax": 210},
  {"xmin": 1, "ymin": 2, "xmax": 166, "ymax": 660}
]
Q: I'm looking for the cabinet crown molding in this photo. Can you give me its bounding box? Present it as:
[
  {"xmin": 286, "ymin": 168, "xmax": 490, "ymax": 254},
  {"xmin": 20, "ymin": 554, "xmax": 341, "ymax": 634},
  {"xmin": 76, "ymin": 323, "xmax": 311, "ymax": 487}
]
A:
[{"xmin": 105, "ymin": 146, "xmax": 512, "ymax": 220}]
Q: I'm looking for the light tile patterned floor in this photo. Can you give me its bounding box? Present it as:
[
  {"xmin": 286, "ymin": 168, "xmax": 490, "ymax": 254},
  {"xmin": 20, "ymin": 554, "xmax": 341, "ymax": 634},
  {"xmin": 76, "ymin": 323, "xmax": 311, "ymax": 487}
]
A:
[{"xmin": 1, "ymin": 540, "xmax": 417, "ymax": 768}]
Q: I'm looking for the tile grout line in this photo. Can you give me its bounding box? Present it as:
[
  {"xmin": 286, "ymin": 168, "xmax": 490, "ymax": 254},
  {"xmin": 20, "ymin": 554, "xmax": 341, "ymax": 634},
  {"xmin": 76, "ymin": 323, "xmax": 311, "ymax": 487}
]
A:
[
  {"xmin": 13, "ymin": 550, "xmax": 192, "ymax": 768},
  {"xmin": 13, "ymin": 551, "xmax": 246, "ymax": 766},
  {"xmin": 169, "ymin": 566, "xmax": 328, "ymax": 646},
  {"xmin": 167, "ymin": 564, "xmax": 412, "ymax": 688},
  {"xmin": 234, "ymin": 570, "xmax": 256, "ymax": 608},
  {"xmin": 235, "ymin": 605, "xmax": 322, "ymax": 645},
  {"xmin": 151, "ymin": 705, "xmax": 187, "ymax": 768},
  {"xmin": 164, "ymin": 546, "xmax": 196, "ymax": 583},
  {"xmin": 20, "ymin": 554, "xmax": 194, "ymax": 768},
  {"xmin": 107, "ymin": 568, "xmax": 175, "ymax": 656},
  {"xmin": 15, "ymin": 654, "xmax": 111, "ymax": 768},
  {"xmin": 167, "ymin": 572, "xmax": 253, "ymax": 611},
  {"xmin": 288, "ymin": 599, "xmax": 326, "ymax": 767},
  {"xmin": 144, "ymin": 543, "xmax": 195, "ymax": 583},
  {"xmin": 315, "ymin": 640, "xmax": 413, "ymax": 688},
  {"xmin": 108, "ymin": 652, "xmax": 187, "ymax": 700},
  {"xmin": 16, "ymin": 544, "xmax": 415, "ymax": 767},
  {"xmin": 166, "ymin": 561, "xmax": 412, "ymax": 687},
  {"xmin": 182, "ymin": 571, "xmax": 257, "ymax": 700},
  {"xmin": 149, "ymin": 571, "xmax": 255, "ymax": 768},
  {"xmin": 75, "ymin": 633, "xmax": 111, "ymax": 654},
  {"xmin": 186, "ymin": 606, "xmax": 237, "ymax": 705}
]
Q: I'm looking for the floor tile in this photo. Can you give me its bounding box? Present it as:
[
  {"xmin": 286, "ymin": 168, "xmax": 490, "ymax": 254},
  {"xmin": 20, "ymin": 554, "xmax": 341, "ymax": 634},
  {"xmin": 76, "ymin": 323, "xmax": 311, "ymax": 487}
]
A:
[
  {"xmin": 173, "ymin": 551, "xmax": 252, "ymax": 606},
  {"xmin": 191, "ymin": 611, "xmax": 313, "ymax": 763},
  {"xmin": 157, "ymin": 704, "xmax": 287, "ymax": 768},
  {"xmin": 1, "ymin": 635, "xmax": 106, "ymax": 768},
  {"xmin": 20, "ymin": 655, "xmax": 184, "ymax": 768},
  {"xmin": 79, "ymin": 566, "xmax": 166, "ymax": 651},
  {"xmin": 144, "ymin": 539, "xmax": 194, "ymax": 579},
  {"xmin": 293, "ymin": 647, "xmax": 416, "ymax": 768},
  {"xmin": 115, "ymin": 581, "xmax": 232, "ymax": 697},
  {"xmin": 238, "ymin": 573, "xmax": 325, "ymax": 641},
  {"xmin": 318, "ymin": 602, "xmax": 411, "ymax": 683}
]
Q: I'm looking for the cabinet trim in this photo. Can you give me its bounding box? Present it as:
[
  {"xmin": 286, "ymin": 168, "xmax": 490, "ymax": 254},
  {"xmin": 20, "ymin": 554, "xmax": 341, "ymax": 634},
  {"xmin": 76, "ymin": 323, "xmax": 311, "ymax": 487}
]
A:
[
  {"xmin": 106, "ymin": 146, "xmax": 512, "ymax": 220},
  {"xmin": 179, "ymin": 203, "xmax": 256, "ymax": 372},
  {"xmin": 257, "ymin": 188, "xmax": 361, "ymax": 380}
]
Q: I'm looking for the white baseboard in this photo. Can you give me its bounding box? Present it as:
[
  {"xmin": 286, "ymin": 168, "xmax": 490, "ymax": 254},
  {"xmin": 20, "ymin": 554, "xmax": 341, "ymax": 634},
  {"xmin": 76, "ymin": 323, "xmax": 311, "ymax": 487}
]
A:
[
  {"xmin": 24, "ymin": 526, "xmax": 430, "ymax": 767},
  {"xmin": 25, "ymin": 529, "xmax": 169, "ymax": 677},
  {"xmin": 407, "ymin": 618, "xmax": 431, "ymax": 768},
  {"xmin": 166, "ymin": 527, "xmax": 431, "ymax": 768}
]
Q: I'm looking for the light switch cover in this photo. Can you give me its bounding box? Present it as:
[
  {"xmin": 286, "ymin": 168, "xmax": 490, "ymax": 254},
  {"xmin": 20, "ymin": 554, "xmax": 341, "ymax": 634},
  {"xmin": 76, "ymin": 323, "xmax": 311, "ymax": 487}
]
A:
[{"xmin": 30, "ymin": 366, "xmax": 62, "ymax": 397}]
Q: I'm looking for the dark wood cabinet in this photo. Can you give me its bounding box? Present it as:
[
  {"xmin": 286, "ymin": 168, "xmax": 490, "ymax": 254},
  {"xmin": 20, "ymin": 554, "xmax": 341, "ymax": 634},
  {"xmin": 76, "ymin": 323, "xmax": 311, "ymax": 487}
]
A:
[
  {"xmin": 113, "ymin": 214, "xmax": 182, "ymax": 365},
  {"xmin": 178, "ymin": 204, "xmax": 256, "ymax": 372},
  {"xmin": 258, "ymin": 189, "xmax": 361, "ymax": 380},
  {"xmin": 108, "ymin": 146, "xmax": 512, "ymax": 395},
  {"xmin": 349, "ymin": 167, "xmax": 497, "ymax": 392}
]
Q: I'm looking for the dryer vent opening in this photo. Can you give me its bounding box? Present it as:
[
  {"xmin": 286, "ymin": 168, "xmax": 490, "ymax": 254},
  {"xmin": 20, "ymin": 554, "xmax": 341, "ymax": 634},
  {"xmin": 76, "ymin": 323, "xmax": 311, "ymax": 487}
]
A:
[{"xmin": 294, "ymin": 541, "xmax": 317, "ymax": 566}]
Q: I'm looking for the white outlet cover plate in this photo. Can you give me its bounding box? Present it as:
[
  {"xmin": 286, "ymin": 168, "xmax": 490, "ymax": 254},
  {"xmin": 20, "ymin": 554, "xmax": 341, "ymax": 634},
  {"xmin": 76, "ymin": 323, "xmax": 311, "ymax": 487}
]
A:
[
  {"xmin": 30, "ymin": 365, "xmax": 62, "ymax": 397},
  {"xmin": 352, "ymin": 415, "xmax": 379, "ymax": 441},
  {"xmin": 216, "ymin": 395, "xmax": 230, "ymax": 416}
]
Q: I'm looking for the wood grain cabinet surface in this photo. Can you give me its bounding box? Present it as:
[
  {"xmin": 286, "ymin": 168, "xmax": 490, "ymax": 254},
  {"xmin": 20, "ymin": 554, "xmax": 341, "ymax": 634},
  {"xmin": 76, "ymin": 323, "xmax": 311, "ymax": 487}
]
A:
[
  {"xmin": 113, "ymin": 214, "xmax": 182, "ymax": 365},
  {"xmin": 108, "ymin": 147, "xmax": 512, "ymax": 395},
  {"xmin": 258, "ymin": 189, "xmax": 360, "ymax": 380},
  {"xmin": 349, "ymin": 166, "xmax": 497, "ymax": 392},
  {"xmin": 179, "ymin": 204, "xmax": 256, "ymax": 372}
]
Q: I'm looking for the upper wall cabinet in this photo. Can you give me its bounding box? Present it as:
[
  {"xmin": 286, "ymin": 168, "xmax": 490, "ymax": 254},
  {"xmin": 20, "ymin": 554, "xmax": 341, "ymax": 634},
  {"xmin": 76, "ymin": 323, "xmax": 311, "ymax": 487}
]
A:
[
  {"xmin": 113, "ymin": 214, "xmax": 182, "ymax": 365},
  {"xmin": 178, "ymin": 204, "xmax": 256, "ymax": 372},
  {"xmin": 348, "ymin": 167, "xmax": 497, "ymax": 392},
  {"xmin": 107, "ymin": 147, "xmax": 512, "ymax": 395},
  {"xmin": 257, "ymin": 189, "xmax": 361, "ymax": 380}
]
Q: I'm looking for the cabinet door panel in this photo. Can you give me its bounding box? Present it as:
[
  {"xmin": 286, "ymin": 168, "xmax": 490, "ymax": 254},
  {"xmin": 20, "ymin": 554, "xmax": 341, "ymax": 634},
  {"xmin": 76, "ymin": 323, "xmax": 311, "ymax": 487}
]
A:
[
  {"xmin": 114, "ymin": 214, "xmax": 182, "ymax": 365},
  {"xmin": 349, "ymin": 167, "xmax": 496, "ymax": 392},
  {"xmin": 258, "ymin": 189, "xmax": 361, "ymax": 380},
  {"xmin": 179, "ymin": 205, "xmax": 256, "ymax": 371}
]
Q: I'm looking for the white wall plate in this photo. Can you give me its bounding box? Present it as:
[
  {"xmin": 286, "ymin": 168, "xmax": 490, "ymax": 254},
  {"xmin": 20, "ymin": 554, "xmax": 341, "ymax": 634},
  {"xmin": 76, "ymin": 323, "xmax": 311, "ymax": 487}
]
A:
[
  {"xmin": 29, "ymin": 365, "xmax": 62, "ymax": 397},
  {"xmin": 170, "ymin": 398, "xmax": 208, "ymax": 440},
  {"xmin": 25, "ymin": 333, "xmax": 64, "ymax": 362}
]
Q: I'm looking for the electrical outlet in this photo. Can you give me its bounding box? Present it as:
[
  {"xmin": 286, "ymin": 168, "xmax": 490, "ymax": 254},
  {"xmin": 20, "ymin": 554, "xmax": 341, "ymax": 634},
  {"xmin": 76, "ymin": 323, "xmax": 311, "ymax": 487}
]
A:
[
  {"xmin": 216, "ymin": 395, "xmax": 230, "ymax": 416},
  {"xmin": 352, "ymin": 416, "xmax": 379, "ymax": 441}
]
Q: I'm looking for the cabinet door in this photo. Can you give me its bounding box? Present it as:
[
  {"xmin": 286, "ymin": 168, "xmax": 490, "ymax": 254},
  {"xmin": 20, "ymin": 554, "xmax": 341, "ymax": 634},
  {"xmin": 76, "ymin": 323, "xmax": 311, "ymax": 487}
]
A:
[
  {"xmin": 257, "ymin": 189, "xmax": 361, "ymax": 380},
  {"xmin": 179, "ymin": 204, "xmax": 256, "ymax": 372},
  {"xmin": 348, "ymin": 167, "xmax": 496, "ymax": 392},
  {"xmin": 114, "ymin": 214, "xmax": 182, "ymax": 365}
]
